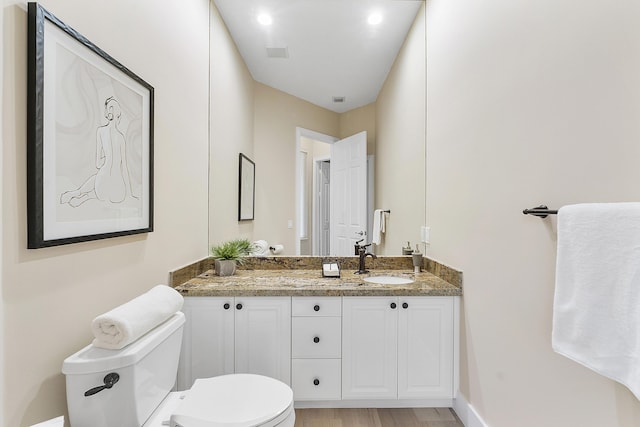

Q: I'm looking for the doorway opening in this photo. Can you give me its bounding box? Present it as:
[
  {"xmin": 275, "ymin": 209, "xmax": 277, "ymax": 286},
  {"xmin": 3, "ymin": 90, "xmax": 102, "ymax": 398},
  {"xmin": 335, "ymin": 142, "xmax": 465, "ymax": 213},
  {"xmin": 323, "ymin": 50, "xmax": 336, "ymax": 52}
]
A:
[
  {"xmin": 296, "ymin": 128, "xmax": 374, "ymax": 256},
  {"xmin": 296, "ymin": 128, "xmax": 336, "ymax": 256}
]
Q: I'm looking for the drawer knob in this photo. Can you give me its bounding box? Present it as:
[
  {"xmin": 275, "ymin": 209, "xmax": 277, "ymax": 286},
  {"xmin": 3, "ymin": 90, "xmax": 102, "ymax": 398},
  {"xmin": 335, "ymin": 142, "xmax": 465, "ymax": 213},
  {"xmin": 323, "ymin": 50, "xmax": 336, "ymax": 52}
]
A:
[
  {"xmin": 390, "ymin": 302, "xmax": 397, "ymax": 309},
  {"xmin": 223, "ymin": 303, "xmax": 230, "ymax": 310},
  {"xmin": 313, "ymin": 336, "xmax": 320, "ymax": 343},
  {"xmin": 236, "ymin": 303, "xmax": 243, "ymax": 310},
  {"xmin": 313, "ymin": 304, "xmax": 320, "ymax": 312},
  {"xmin": 402, "ymin": 302, "xmax": 409, "ymax": 309},
  {"xmin": 313, "ymin": 378, "xmax": 320, "ymax": 386}
]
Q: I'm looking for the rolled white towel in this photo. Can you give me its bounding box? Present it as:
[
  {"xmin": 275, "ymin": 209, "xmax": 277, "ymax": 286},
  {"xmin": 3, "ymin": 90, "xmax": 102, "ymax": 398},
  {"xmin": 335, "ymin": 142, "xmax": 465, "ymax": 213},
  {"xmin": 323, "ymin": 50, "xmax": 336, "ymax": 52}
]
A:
[
  {"xmin": 252, "ymin": 240, "xmax": 270, "ymax": 257},
  {"xmin": 91, "ymin": 285, "xmax": 184, "ymax": 350}
]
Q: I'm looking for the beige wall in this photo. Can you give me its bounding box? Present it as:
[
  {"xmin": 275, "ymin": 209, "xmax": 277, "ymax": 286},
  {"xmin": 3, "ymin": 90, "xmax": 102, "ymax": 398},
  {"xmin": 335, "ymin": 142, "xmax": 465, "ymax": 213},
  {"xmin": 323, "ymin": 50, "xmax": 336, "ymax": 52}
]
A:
[
  {"xmin": 1, "ymin": 1, "xmax": 210, "ymax": 425},
  {"xmin": 375, "ymin": 3, "xmax": 426, "ymax": 255},
  {"xmin": 209, "ymin": 4, "xmax": 255, "ymax": 247},
  {"xmin": 253, "ymin": 83, "xmax": 340, "ymax": 254},
  {"xmin": 426, "ymin": 0, "xmax": 640, "ymax": 425},
  {"xmin": 338, "ymin": 103, "xmax": 376, "ymax": 154}
]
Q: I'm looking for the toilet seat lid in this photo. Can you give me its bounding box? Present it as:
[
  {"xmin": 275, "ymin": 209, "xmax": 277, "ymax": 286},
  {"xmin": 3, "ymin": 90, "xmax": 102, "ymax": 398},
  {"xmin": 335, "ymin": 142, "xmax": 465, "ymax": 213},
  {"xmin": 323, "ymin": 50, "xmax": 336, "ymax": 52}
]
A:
[{"xmin": 170, "ymin": 374, "xmax": 293, "ymax": 427}]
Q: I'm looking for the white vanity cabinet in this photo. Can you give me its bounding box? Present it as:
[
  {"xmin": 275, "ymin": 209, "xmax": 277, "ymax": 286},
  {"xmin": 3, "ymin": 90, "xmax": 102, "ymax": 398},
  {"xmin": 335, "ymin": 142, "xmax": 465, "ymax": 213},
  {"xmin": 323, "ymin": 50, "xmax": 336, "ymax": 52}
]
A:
[
  {"xmin": 342, "ymin": 296, "xmax": 454, "ymax": 400},
  {"xmin": 178, "ymin": 293, "xmax": 457, "ymax": 406},
  {"xmin": 291, "ymin": 297, "xmax": 342, "ymax": 400},
  {"xmin": 178, "ymin": 296, "xmax": 291, "ymax": 390},
  {"xmin": 177, "ymin": 297, "xmax": 234, "ymax": 390}
]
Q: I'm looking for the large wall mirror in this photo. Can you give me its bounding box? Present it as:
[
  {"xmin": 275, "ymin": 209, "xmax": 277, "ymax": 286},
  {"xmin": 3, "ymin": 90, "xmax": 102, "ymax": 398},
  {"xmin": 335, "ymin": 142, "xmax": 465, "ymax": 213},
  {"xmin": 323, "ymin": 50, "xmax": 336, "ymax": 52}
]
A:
[{"xmin": 208, "ymin": 0, "xmax": 426, "ymax": 257}]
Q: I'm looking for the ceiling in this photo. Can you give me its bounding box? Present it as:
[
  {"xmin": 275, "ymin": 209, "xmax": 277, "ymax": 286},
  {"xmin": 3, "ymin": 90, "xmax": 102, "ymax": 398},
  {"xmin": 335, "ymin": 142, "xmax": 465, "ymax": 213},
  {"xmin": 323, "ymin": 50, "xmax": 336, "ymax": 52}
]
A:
[{"xmin": 213, "ymin": 0, "xmax": 424, "ymax": 113}]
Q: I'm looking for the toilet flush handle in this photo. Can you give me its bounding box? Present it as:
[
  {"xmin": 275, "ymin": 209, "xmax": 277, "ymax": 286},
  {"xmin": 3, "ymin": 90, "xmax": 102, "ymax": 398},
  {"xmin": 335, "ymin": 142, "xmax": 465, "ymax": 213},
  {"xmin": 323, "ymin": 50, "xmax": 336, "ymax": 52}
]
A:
[{"xmin": 84, "ymin": 372, "xmax": 120, "ymax": 397}]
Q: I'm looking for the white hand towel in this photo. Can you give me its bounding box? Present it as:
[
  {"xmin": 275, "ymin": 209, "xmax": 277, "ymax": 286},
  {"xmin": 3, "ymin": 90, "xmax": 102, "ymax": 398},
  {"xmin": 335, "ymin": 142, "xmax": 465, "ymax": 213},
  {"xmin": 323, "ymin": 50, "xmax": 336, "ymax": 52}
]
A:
[
  {"xmin": 252, "ymin": 240, "xmax": 270, "ymax": 256},
  {"xmin": 91, "ymin": 285, "xmax": 184, "ymax": 350},
  {"xmin": 553, "ymin": 202, "xmax": 640, "ymax": 399},
  {"xmin": 372, "ymin": 209, "xmax": 388, "ymax": 245}
]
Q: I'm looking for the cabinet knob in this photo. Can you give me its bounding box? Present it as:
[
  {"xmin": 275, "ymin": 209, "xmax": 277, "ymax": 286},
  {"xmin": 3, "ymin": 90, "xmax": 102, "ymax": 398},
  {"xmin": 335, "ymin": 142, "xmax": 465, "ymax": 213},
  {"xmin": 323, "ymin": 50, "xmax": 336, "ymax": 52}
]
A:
[
  {"xmin": 390, "ymin": 302, "xmax": 397, "ymax": 309},
  {"xmin": 313, "ymin": 304, "xmax": 320, "ymax": 312},
  {"xmin": 223, "ymin": 303, "xmax": 230, "ymax": 310},
  {"xmin": 313, "ymin": 378, "xmax": 320, "ymax": 386},
  {"xmin": 313, "ymin": 336, "xmax": 320, "ymax": 343},
  {"xmin": 402, "ymin": 302, "xmax": 409, "ymax": 309},
  {"xmin": 236, "ymin": 303, "xmax": 243, "ymax": 310}
]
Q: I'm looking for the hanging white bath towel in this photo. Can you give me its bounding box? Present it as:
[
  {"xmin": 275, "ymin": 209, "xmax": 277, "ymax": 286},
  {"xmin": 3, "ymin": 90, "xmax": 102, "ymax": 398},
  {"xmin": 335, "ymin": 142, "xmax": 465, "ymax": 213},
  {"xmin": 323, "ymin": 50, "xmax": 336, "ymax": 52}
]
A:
[
  {"xmin": 372, "ymin": 209, "xmax": 389, "ymax": 245},
  {"xmin": 553, "ymin": 202, "xmax": 640, "ymax": 399}
]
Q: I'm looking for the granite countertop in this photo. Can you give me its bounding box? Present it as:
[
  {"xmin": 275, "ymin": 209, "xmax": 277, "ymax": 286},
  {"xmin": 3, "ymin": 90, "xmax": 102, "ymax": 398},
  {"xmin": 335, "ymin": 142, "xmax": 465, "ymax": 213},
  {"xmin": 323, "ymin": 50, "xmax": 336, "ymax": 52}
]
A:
[{"xmin": 173, "ymin": 257, "xmax": 462, "ymax": 297}]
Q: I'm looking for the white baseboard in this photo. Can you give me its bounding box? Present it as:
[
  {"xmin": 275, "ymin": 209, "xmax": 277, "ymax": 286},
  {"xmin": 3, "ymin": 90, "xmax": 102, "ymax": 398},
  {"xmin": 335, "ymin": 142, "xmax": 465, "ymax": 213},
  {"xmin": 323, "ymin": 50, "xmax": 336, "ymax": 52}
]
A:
[{"xmin": 453, "ymin": 394, "xmax": 488, "ymax": 427}]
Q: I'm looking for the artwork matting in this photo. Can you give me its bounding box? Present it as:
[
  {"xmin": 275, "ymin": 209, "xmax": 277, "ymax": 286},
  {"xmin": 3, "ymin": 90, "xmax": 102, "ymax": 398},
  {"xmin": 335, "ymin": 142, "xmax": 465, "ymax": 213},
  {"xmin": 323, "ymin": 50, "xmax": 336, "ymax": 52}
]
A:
[{"xmin": 27, "ymin": 2, "xmax": 154, "ymax": 248}]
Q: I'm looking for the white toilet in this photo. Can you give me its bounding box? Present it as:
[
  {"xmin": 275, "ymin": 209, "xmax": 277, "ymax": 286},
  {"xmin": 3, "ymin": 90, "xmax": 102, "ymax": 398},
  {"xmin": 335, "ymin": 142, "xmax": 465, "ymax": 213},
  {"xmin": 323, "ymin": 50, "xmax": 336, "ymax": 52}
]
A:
[{"xmin": 62, "ymin": 312, "xmax": 295, "ymax": 427}]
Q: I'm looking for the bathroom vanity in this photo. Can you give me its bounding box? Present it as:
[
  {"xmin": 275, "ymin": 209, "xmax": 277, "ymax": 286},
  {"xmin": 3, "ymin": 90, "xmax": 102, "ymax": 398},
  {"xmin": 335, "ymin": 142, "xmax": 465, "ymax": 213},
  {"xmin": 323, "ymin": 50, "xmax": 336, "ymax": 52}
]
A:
[{"xmin": 171, "ymin": 256, "xmax": 462, "ymax": 408}]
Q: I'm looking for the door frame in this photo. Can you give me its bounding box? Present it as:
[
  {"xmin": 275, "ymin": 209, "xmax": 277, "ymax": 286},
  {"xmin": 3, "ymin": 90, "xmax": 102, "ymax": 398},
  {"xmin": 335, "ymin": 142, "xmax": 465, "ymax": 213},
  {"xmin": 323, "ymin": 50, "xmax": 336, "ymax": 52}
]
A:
[
  {"xmin": 295, "ymin": 128, "xmax": 338, "ymax": 255},
  {"xmin": 312, "ymin": 156, "xmax": 331, "ymax": 256}
]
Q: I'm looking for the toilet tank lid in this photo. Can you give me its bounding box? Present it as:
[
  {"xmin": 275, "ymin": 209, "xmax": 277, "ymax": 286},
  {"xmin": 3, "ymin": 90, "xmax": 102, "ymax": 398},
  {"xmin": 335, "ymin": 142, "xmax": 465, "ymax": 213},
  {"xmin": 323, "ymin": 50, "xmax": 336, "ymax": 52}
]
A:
[{"xmin": 62, "ymin": 312, "xmax": 185, "ymax": 375}]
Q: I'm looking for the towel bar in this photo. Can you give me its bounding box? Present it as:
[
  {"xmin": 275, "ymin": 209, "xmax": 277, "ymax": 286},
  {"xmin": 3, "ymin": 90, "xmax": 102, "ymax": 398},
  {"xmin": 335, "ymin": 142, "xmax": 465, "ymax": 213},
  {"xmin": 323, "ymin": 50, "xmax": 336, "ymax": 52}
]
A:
[{"xmin": 523, "ymin": 205, "xmax": 558, "ymax": 218}]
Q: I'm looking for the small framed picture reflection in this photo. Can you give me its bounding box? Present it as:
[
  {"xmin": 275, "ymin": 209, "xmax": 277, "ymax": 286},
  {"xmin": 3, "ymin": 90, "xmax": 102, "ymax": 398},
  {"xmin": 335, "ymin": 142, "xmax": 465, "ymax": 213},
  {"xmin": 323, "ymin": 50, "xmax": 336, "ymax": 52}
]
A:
[{"xmin": 238, "ymin": 153, "xmax": 255, "ymax": 221}]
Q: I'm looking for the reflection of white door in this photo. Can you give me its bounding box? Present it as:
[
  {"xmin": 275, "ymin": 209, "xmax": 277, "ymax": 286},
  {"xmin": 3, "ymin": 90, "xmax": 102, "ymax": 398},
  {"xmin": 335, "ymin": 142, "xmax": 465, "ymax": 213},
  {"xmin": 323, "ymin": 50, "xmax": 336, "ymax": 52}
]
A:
[{"xmin": 330, "ymin": 131, "xmax": 367, "ymax": 256}]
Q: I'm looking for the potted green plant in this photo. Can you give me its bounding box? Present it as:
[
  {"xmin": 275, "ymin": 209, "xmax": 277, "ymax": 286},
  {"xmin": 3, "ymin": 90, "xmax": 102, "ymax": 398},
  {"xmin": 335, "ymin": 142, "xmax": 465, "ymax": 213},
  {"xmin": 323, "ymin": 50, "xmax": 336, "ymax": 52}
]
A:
[{"xmin": 210, "ymin": 238, "xmax": 254, "ymax": 276}]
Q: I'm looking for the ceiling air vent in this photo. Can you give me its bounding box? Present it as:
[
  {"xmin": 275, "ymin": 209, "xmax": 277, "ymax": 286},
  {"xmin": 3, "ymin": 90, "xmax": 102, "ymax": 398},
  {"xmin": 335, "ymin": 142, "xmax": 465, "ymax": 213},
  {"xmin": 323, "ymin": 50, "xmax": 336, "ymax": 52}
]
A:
[
  {"xmin": 266, "ymin": 47, "xmax": 289, "ymax": 58},
  {"xmin": 332, "ymin": 96, "xmax": 346, "ymax": 103}
]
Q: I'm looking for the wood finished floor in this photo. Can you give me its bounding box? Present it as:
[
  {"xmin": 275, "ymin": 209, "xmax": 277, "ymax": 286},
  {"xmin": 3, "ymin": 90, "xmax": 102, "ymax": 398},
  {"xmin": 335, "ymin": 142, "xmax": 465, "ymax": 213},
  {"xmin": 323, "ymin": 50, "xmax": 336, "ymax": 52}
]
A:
[{"xmin": 293, "ymin": 407, "xmax": 464, "ymax": 427}]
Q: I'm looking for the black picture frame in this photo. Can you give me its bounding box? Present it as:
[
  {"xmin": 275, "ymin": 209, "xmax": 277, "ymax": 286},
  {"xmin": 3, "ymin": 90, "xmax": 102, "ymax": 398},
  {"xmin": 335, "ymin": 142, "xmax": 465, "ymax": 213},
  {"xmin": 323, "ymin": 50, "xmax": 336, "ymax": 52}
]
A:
[
  {"xmin": 238, "ymin": 153, "xmax": 255, "ymax": 221},
  {"xmin": 27, "ymin": 3, "xmax": 154, "ymax": 248}
]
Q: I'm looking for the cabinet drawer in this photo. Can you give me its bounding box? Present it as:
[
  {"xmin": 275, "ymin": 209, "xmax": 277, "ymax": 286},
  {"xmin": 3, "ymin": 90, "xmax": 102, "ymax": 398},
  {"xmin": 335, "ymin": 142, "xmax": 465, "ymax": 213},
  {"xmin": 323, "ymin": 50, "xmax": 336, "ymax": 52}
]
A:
[
  {"xmin": 292, "ymin": 297, "xmax": 341, "ymax": 317},
  {"xmin": 292, "ymin": 317, "xmax": 341, "ymax": 358},
  {"xmin": 292, "ymin": 359, "xmax": 341, "ymax": 400}
]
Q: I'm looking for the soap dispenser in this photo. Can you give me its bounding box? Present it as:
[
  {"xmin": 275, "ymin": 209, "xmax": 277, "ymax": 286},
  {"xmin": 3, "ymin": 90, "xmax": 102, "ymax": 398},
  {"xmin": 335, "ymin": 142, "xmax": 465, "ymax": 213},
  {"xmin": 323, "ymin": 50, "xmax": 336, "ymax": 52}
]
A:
[
  {"xmin": 412, "ymin": 244, "xmax": 423, "ymax": 273},
  {"xmin": 402, "ymin": 241, "xmax": 412, "ymax": 255}
]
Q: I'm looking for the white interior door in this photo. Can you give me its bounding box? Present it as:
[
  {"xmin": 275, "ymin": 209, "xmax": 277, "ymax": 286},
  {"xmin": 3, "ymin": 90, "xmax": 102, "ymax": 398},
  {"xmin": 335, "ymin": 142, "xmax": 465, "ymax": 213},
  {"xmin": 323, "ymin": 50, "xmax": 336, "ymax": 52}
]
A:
[{"xmin": 330, "ymin": 131, "xmax": 367, "ymax": 256}]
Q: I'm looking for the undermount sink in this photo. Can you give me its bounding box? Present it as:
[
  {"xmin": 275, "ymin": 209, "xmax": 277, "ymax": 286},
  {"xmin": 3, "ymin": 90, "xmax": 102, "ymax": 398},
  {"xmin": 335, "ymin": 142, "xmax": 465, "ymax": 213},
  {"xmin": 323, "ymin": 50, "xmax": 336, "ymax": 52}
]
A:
[{"xmin": 363, "ymin": 275, "xmax": 414, "ymax": 285}]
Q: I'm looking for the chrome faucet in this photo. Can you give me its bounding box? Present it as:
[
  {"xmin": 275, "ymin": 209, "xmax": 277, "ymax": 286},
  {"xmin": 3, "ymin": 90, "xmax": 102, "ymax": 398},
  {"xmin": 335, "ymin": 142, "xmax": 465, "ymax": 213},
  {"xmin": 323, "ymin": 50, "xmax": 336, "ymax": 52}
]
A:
[{"xmin": 355, "ymin": 242, "xmax": 377, "ymax": 274}]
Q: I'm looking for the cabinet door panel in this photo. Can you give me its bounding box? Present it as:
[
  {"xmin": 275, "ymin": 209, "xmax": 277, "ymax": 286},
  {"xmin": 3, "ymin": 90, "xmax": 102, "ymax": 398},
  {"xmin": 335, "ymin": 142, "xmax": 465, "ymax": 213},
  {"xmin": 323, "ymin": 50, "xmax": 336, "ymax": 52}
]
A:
[
  {"xmin": 342, "ymin": 297, "xmax": 397, "ymax": 399},
  {"xmin": 398, "ymin": 297, "xmax": 454, "ymax": 399},
  {"xmin": 178, "ymin": 297, "xmax": 234, "ymax": 390},
  {"xmin": 235, "ymin": 297, "xmax": 291, "ymax": 385}
]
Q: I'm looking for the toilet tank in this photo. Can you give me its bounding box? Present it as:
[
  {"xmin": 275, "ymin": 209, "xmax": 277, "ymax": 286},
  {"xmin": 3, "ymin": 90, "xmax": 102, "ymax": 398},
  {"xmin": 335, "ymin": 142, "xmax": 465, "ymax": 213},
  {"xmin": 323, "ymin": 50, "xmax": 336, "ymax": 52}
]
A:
[{"xmin": 62, "ymin": 312, "xmax": 185, "ymax": 427}]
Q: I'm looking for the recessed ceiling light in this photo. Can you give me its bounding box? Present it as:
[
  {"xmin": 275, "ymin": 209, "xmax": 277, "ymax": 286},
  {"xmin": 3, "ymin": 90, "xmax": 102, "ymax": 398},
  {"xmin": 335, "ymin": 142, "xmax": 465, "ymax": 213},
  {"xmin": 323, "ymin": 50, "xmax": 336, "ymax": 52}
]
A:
[
  {"xmin": 367, "ymin": 12, "xmax": 383, "ymax": 25},
  {"xmin": 257, "ymin": 13, "xmax": 272, "ymax": 26}
]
